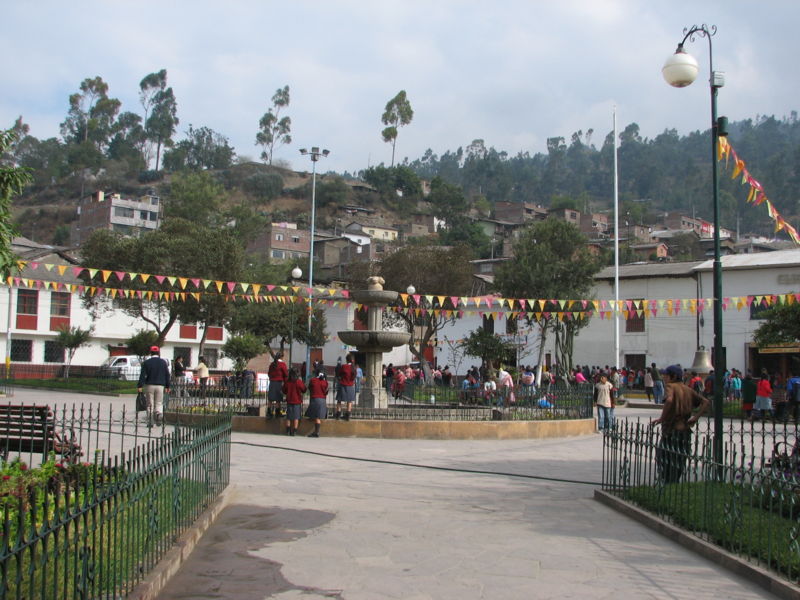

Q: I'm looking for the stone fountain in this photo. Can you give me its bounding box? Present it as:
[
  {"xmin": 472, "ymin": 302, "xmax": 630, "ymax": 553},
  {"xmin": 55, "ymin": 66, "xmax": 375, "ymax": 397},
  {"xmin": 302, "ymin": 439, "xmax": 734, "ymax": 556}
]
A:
[{"xmin": 338, "ymin": 277, "xmax": 410, "ymax": 409}]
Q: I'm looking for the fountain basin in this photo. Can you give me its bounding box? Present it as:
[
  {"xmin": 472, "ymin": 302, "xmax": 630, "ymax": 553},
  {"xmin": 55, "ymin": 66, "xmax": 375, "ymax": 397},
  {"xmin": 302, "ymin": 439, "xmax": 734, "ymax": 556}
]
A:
[
  {"xmin": 349, "ymin": 289, "xmax": 399, "ymax": 306},
  {"xmin": 338, "ymin": 330, "xmax": 410, "ymax": 352}
]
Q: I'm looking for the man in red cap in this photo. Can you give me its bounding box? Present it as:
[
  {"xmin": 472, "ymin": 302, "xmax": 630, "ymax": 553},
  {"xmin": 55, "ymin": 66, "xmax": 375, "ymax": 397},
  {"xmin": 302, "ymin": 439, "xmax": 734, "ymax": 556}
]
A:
[{"xmin": 138, "ymin": 345, "xmax": 171, "ymax": 426}]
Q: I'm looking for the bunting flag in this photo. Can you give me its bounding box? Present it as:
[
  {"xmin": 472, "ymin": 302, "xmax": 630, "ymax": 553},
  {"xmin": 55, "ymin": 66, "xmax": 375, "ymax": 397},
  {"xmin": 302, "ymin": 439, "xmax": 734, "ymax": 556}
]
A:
[{"xmin": 718, "ymin": 137, "xmax": 800, "ymax": 244}]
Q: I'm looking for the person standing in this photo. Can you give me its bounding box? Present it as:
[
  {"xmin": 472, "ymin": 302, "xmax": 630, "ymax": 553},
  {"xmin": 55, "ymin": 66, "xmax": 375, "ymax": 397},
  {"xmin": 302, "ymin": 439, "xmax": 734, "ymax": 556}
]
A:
[
  {"xmin": 752, "ymin": 371, "xmax": 773, "ymax": 421},
  {"xmin": 137, "ymin": 346, "xmax": 171, "ymax": 425},
  {"xmin": 643, "ymin": 368, "xmax": 654, "ymax": 402},
  {"xmin": 595, "ymin": 374, "xmax": 614, "ymax": 432},
  {"xmin": 282, "ymin": 368, "xmax": 306, "ymax": 436},
  {"xmin": 335, "ymin": 353, "xmax": 356, "ymax": 420},
  {"xmin": 195, "ymin": 356, "xmax": 209, "ymax": 399},
  {"xmin": 306, "ymin": 372, "xmax": 329, "ymax": 437},
  {"xmin": 651, "ymin": 365, "xmax": 710, "ymax": 483},
  {"xmin": 785, "ymin": 369, "xmax": 800, "ymax": 423},
  {"xmin": 173, "ymin": 355, "xmax": 188, "ymax": 398},
  {"xmin": 267, "ymin": 352, "xmax": 289, "ymax": 419},
  {"xmin": 650, "ymin": 363, "xmax": 665, "ymax": 405}
]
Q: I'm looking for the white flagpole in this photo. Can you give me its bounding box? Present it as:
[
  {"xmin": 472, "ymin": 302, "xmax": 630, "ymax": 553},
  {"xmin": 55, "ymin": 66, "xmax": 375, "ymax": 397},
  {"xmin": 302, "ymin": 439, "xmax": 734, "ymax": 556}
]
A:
[{"xmin": 613, "ymin": 107, "xmax": 620, "ymax": 369}]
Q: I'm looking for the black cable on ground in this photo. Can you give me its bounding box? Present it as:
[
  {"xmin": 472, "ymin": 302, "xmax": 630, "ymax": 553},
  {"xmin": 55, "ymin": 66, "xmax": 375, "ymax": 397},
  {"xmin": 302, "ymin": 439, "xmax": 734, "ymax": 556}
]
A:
[{"xmin": 231, "ymin": 440, "xmax": 604, "ymax": 486}]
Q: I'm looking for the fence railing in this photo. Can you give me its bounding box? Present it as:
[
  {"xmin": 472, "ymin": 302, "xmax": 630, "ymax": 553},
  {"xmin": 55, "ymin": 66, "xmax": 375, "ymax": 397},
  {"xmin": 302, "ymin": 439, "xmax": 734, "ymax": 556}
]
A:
[
  {"xmin": 602, "ymin": 417, "xmax": 800, "ymax": 584},
  {"xmin": 0, "ymin": 402, "xmax": 231, "ymax": 599}
]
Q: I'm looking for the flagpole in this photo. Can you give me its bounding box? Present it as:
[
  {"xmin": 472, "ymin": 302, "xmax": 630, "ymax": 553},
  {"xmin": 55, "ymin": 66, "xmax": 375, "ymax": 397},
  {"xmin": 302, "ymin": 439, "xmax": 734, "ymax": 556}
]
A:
[{"xmin": 613, "ymin": 107, "xmax": 620, "ymax": 369}]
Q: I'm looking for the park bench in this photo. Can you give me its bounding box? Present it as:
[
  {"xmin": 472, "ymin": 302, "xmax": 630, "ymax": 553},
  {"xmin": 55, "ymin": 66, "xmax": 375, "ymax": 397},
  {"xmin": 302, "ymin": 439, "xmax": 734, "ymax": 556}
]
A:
[{"xmin": 0, "ymin": 404, "xmax": 82, "ymax": 463}]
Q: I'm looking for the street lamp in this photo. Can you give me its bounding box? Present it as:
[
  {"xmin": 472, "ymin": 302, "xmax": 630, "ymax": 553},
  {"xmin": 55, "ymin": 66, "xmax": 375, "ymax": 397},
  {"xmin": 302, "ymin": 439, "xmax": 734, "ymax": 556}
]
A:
[
  {"xmin": 289, "ymin": 266, "xmax": 302, "ymax": 368},
  {"xmin": 299, "ymin": 147, "xmax": 330, "ymax": 381},
  {"xmin": 406, "ymin": 285, "xmax": 416, "ymax": 363},
  {"xmin": 663, "ymin": 24, "xmax": 727, "ymax": 467}
]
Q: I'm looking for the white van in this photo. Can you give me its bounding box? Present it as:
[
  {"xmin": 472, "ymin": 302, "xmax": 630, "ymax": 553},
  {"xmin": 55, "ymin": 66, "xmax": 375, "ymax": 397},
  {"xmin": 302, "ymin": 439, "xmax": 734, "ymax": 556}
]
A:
[{"xmin": 98, "ymin": 355, "xmax": 142, "ymax": 381}]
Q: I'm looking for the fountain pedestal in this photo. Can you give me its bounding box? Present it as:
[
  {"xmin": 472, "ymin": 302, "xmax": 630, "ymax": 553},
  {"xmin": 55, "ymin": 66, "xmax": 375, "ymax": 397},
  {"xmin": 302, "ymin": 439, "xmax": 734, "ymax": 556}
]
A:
[{"xmin": 338, "ymin": 281, "xmax": 410, "ymax": 409}]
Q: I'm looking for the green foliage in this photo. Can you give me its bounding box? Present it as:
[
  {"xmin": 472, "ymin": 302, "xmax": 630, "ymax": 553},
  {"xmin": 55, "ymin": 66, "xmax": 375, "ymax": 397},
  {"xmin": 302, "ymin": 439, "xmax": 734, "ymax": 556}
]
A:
[
  {"xmin": 126, "ymin": 329, "xmax": 160, "ymax": 359},
  {"xmin": 222, "ymin": 333, "xmax": 265, "ymax": 371},
  {"xmin": 428, "ymin": 176, "xmax": 467, "ymax": 219},
  {"xmin": 255, "ymin": 85, "xmax": 291, "ymax": 165},
  {"xmin": 549, "ymin": 195, "xmax": 581, "ymax": 211},
  {"xmin": 54, "ymin": 325, "xmax": 93, "ymax": 378},
  {"xmin": 243, "ymin": 171, "xmax": 284, "ymax": 200},
  {"xmin": 381, "ymin": 90, "xmax": 414, "ymax": 167},
  {"xmin": 460, "ymin": 328, "xmax": 516, "ymax": 367},
  {"xmin": 163, "ymin": 170, "xmax": 224, "ymax": 225},
  {"xmin": 0, "ymin": 129, "xmax": 32, "ymax": 279},
  {"xmin": 140, "ymin": 69, "xmax": 179, "ymax": 171},
  {"xmin": 437, "ymin": 216, "xmax": 492, "ymax": 258},
  {"xmin": 162, "ymin": 125, "xmax": 234, "ymax": 171},
  {"xmin": 361, "ymin": 165, "xmax": 422, "ymax": 199},
  {"xmin": 752, "ymin": 302, "xmax": 800, "ymax": 347}
]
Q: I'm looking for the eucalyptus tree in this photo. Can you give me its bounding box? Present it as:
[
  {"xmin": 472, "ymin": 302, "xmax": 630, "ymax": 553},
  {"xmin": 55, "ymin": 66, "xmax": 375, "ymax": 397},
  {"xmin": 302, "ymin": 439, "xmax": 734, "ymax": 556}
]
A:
[
  {"xmin": 255, "ymin": 85, "xmax": 291, "ymax": 165},
  {"xmin": 381, "ymin": 90, "xmax": 413, "ymax": 167},
  {"xmin": 140, "ymin": 69, "xmax": 179, "ymax": 171},
  {"xmin": 0, "ymin": 129, "xmax": 31, "ymax": 278}
]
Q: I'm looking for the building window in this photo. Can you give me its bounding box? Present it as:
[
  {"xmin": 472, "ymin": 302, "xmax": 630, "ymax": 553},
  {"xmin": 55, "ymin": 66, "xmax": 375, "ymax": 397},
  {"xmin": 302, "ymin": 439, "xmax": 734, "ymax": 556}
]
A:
[
  {"xmin": 17, "ymin": 290, "xmax": 38, "ymax": 315},
  {"xmin": 44, "ymin": 341, "xmax": 65, "ymax": 363},
  {"xmin": 114, "ymin": 206, "xmax": 135, "ymax": 219},
  {"xmin": 149, "ymin": 211, "xmax": 158, "ymax": 221},
  {"xmin": 482, "ymin": 314, "xmax": 495, "ymax": 334},
  {"xmin": 150, "ymin": 196, "xmax": 160, "ymax": 205},
  {"xmin": 275, "ymin": 233, "xmax": 284, "ymax": 241},
  {"xmin": 174, "ymin": 346, "xmax": 192, "ymax": 365},
  {"xmin": 292, "ymin": 236, "xmax": 300, "ymax": 243},
  {"xmin": 10, "ymin": 339, "xmax": 32, "ymax": 362},
  {"xmin": 272, "ymin": 250, "xmax": 284, "ymax": 259},
  {"xmin": 204, "ymin": 349, "xmax": 219, "ymax": 368},
  {"xmin": 140, "ymin": 210, "xmax": 149, "ymax": 220},
  {"xmin": 625, "ymin": 299, "xmax": 645, "ymax": 333},
  {"xmin": 51, "ymin": 291, "xmax": 70, "ymax": 316}
]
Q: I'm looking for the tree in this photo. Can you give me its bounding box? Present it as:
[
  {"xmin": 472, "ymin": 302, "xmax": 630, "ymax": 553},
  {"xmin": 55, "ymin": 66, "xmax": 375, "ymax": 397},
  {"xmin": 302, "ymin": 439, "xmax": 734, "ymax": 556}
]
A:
[
  {"xmin": 60, "ymin": 76, "xmax": 121, "ymax": 151},
  {"xmin": 460, "ymin": 328, "xmax": 516, "ymax": 369},
  {"xmin": 163, "ymin": 125, "xmax": 235, "ymax": 171},
  {"xmin": 222, "ymin": 333, "xmax": 266, "ymax": 371},
  {"xmin": 427, "ymin": 176, "xmax": 467, "ymax": 219},
  {"xmin": 80, "ymin": 219, "xmax": 245, "ymax": 346},
  {"xmin": 381, "ymin": 90, "xmax": 413, "ymax": 167},
  {"xmin": 0, "ymin": 129, "xmax": 32, "ymax": 279},
  {"xmin": 494, "ymin": 220, "xmax": 601, "ymax": 383},
  {"xmin": 255, "ymin": 85, "xmax": 291, "ymax": 165},
  {"xmin": 106, "ymin": 111, "xmax": 146, "ymax": 173},
  {"xmin": 140, "ymin": 69, "xmax": 179, "ymax": 171},
  {"xmin": 753, "ymin": 303, "xmax": 800, "ymax": 347},
  {"xmin": 54, "ymin": 326, "xmax": 93, "ymax": 378},
  {"xmin": 371, "ymin": 243, "xmax": 473, "ymax": 380},
  {"xmin": 126, "ymin": 329, "xmax": 160, "ymax": 360},
  {"xmin": 164, "ymin": 170, "xmax": 224, "ymax": 226}
]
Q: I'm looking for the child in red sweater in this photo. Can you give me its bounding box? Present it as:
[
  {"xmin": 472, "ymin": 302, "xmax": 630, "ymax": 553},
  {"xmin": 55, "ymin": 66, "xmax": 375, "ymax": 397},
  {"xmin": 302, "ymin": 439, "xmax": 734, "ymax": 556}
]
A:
[{"xmin": 282, "ymin": 368, "xmax": 306, "ymax": 436}]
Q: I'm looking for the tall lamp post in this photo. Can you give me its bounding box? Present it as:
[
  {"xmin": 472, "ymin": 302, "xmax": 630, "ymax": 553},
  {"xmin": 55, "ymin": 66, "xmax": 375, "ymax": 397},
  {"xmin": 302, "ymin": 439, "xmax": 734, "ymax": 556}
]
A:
[
  {"xmin": 289, "ymin": 266, "xmax": 302, "ymax": 368},
  {"xmin": 299, "ymin": 146, "xmax": 330, "ymax": 381},
  {"xmin": 663, "ymin": 24, "xmax": 727, "ymax": 466}
]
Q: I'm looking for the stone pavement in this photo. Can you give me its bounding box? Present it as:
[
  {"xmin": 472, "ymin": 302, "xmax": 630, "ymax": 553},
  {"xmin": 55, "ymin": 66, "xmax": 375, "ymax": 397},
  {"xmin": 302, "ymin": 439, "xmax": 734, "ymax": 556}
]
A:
[{"xmin": 156, "ymin": 410, "xmax": 775, "ymax": 600}]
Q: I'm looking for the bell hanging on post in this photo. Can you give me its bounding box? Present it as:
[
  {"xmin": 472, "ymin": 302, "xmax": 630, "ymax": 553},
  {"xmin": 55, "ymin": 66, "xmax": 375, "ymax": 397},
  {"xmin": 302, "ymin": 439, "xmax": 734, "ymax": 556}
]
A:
[{"xmin": 689, "ymin": 346, "xmax": 713, "ymax": 374}]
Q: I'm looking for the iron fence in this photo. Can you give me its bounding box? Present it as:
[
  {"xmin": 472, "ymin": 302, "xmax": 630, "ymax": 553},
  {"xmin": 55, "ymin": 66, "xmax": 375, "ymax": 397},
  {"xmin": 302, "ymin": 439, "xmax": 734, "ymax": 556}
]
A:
[
  {"xmin": 0, "ymin": 402, "xmax": 231, "ymax": 599},
  {"xmin": 353, "ymin": 381, "xmax": 594, "ymax": 421},
  {"xmin": 602, "ymin": 417, "xmax": 800, "ymax": 583}
]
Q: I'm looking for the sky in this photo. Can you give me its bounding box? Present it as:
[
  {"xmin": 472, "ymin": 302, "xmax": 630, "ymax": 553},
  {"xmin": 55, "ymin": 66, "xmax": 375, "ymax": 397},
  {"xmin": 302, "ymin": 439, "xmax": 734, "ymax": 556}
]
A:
[{"xmin": 3, "ymin": 1, "xmax": 799, "ymax": 176}]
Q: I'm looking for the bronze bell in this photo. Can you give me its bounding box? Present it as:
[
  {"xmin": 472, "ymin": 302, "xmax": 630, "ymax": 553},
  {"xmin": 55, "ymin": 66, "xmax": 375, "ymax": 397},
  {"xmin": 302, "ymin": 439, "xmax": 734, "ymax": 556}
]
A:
[{"xmin": 689, "ymin": 346, "xmax": 713, "ymax": 374}]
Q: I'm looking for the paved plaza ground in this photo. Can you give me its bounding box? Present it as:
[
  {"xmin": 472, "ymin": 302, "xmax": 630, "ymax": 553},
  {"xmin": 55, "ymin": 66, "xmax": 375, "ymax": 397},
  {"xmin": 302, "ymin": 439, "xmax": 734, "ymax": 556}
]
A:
[{"xmin": 9, "ymin": 388, "xmax": 779, "ymax": 598}]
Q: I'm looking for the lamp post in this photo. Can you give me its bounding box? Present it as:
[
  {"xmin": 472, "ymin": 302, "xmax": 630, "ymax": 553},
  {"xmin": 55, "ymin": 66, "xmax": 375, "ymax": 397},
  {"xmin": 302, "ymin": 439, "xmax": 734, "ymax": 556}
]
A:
[
  {"xmin": 289, "ymin": 266, "xmax": 302, "ymax": 369},
  {"xmin": 299, "ymin": 147, "xmax": 329, "ymax": 382},
  {"xmin": 406, "ymin": 285, "xmax": 416, "ymax": 364},
  {"xmin": 663, "ymin": 24, "xmax": 726, "ymax": 467}
]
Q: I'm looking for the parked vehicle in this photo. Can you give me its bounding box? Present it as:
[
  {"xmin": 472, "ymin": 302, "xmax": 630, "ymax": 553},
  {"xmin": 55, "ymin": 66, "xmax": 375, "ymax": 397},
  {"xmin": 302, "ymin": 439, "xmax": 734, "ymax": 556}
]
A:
[{"xmin": 98, "ymin": 355, "xmax": 142, "ymax": 381}]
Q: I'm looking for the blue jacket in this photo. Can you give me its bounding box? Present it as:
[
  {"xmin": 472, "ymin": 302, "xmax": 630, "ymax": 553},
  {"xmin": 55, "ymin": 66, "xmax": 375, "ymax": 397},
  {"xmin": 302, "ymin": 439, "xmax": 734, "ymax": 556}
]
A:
[
  {"xmin": 138, "ymin": 356, "xmax": 171, "ymax": 388},
  {"xmin": 787, "ymin": 376, "xmax": 800, "ymax": 402}
]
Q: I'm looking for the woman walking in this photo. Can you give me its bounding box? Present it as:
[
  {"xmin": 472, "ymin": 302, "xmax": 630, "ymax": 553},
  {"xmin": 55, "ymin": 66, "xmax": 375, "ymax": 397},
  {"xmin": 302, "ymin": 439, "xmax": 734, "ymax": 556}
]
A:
[
  {"xmin": 306, "ymin": 372, "xmax": 329, "ymax": 437},
  {"xmin": 267, "ymin": 352, "xmax": 289, "ymax": 419},
  {"xmin": 752, "ymin": 370, "xmax": 773, "ymax": 421},
  {"xmin": 282, "ymin": 368, "xmax": 306, "ymax": 436}
]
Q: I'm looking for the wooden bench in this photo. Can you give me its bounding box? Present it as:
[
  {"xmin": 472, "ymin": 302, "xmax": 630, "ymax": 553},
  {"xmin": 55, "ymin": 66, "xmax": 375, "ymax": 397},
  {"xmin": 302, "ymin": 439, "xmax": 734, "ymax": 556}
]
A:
[{"xmin": 0, "ymin": 404, "xmax": 82, "ymax": 463}]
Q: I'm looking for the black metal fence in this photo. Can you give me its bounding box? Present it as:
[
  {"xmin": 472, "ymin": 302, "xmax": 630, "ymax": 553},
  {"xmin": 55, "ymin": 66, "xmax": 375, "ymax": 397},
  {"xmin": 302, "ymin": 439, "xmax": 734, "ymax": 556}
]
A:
[
  {"xmin": 354, "ymin": 381, "xmax": 594, "ymax": 421},
  {"xmin": 602, "ymin": 417, "xmax": 800, "ymax": 583},
  {"xmin": 0, "ymin": 402, "xmax": 231, "ymax": 599}
]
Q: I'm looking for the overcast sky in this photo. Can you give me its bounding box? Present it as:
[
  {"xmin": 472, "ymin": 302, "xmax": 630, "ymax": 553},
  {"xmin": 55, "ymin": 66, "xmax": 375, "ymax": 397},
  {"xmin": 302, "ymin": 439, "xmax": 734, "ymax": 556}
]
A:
[{"xmin": 3, "ymin": 1, "xmax": 798, "ymax": 175}]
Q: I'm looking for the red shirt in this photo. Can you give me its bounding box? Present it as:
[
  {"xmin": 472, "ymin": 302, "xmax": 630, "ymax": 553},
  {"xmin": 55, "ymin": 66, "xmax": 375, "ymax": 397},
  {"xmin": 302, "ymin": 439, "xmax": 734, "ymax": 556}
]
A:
[
  {"xmin": 756, "ymin": 379, "xmax": 773, "ymax": 397},
  {"xmin": 309, "ymin": 377, "xmax": 329, "ymax": 399},
  {"xmin": 268, "ymin": 360, "xmax": 289, "ymax": 382},
  {"xmin": 282, "ymin": 379, "xmax": 307, "ymax": 405},
  {"xmin": 338, "ymin": 363, "xmax": 355, "ymax": 387}
]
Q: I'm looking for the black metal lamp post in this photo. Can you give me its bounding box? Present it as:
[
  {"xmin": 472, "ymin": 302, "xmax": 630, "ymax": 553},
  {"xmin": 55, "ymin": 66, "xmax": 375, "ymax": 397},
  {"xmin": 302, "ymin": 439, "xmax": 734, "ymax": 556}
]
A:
[
  {"xmin": 289, "ymin": 266, "xmax": 302, "ymax": 368},
  {"xmin": 299, "ymin": 147, "xmax": 330, "ymax": 381},
  {"xmin": 663, "ymin": 24, "xmax": 727, "ymax": 466}
]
